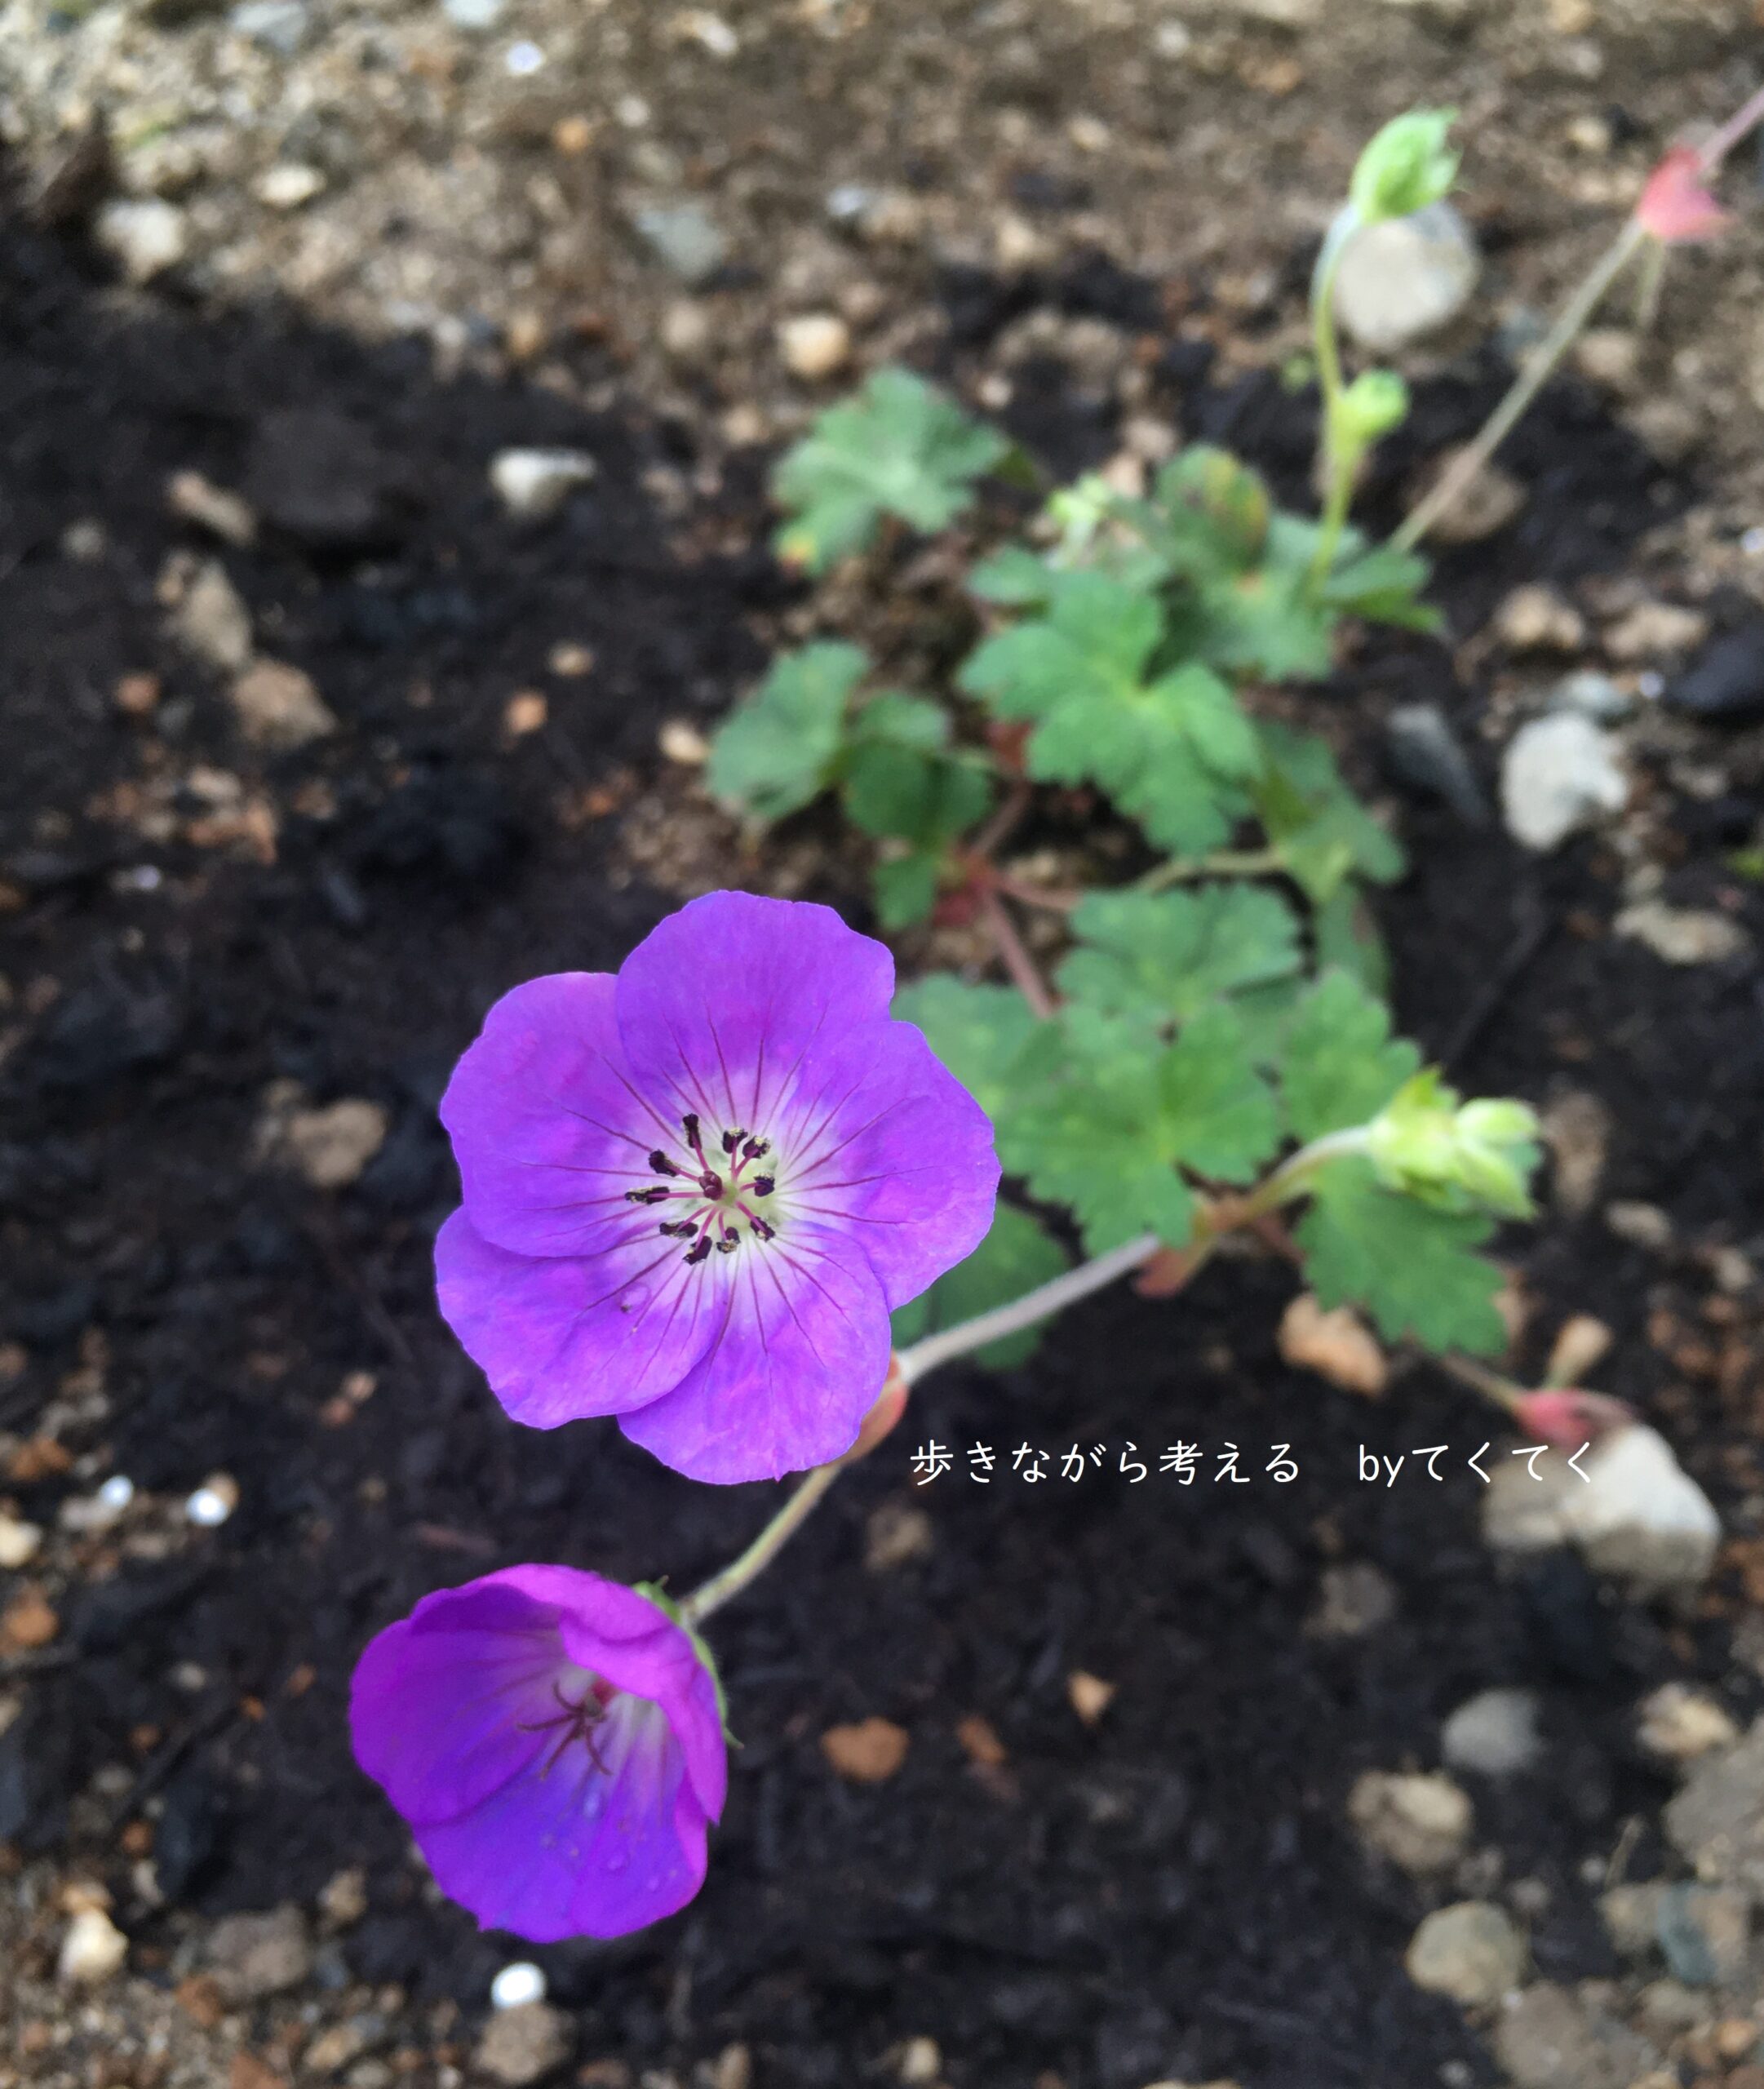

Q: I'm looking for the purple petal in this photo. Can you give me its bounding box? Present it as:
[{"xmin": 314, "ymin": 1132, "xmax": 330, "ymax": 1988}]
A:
[
  {"xmin": 776, "ymin": 1017, "xmax": 999, "ymax": 1309},
  {"xmin": 436, "ymin": 1209, "xmax": 723, "ymax": 1427},
  {"xmin": 614, "ymin": 893, "xmax": 895, "ymax": 1133},
  {"xmin": 415, "ymin": 1695, "xmax": 709, "ymax": 1942},
  {"xmin": 618, "ymin": 1224, "xmax": 892, "ymax": 1483},
  {"xmin": 441, "ymin": 972, "xmax": 678, "ymax": 1259},
  {"xmin": 348, "ymin": 1577, "xmax": 563, "ymax": 1826}
]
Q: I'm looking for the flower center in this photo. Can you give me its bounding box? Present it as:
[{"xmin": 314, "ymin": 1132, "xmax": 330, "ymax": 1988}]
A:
[
  {"xmin": 623, "ymin": 1111, "xmax": 780, "ymax": 1266},
  {"xmin": 519, "ymin": 1664, "xmax": 621, "ymax": 1777}
]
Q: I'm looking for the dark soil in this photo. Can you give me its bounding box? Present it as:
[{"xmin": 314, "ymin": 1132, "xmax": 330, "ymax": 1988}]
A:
[{"xmin": 5, "ymin": 202, "xmax": 1764, "ymax": 2089}]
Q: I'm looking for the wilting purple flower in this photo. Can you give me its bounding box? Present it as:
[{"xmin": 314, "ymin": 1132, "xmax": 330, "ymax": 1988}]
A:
[
  {"xmin": 349, "ymin": 1567, "xmax": 726, "ymax": 1942},
  {"xmin": 436, "ymin": 891, "xmax": 999, "ymax": 1483}
]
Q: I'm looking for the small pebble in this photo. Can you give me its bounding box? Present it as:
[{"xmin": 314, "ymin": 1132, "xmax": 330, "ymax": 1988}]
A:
[
  {"xmin": 0, "ymin": 1515, "xmax": 43, "ymax": 1569},
  {"xmin": 1543, "ymin": 1313, "xmax": 1612, "ymax": 1385},
  {"xmin": 169, "ymin": 559, "xmax": 253, "ymax": 674},
  {"xmin": 59, "ymin": 1906, "xmax": 128, "ymax": 1985},
  {"xmin": 490, "ymin": 448, "xmax": 597, "ymax": 521},
  {"xmin": 1442, "ymin": 1688, "xmax": 1543, "ymax": 1778},
  {"xmin": 1615, "ymin": 901, "xmax": 1751, "ymax": 967},
  {"xmin": 821, "ymin": 1717, "xmax": 910, "ymax": 1782},
  {"xmin": 490, "ymin": 1961, "xmax": 547, "ymax": 2010},
  {"xmin": 1606, "ymin": 1200, "xmax": 1673, "ymax": 1251},
  {"xmin": 1417, "ymin": 450, "xmax": 1527, "ymax": 545},
  {"xmin": 658, "ymin": 720, "xmax": 710, "ymax": 765},
  {"xmin": 167, "ymin": 472, "xmax": 258, "ymax": 548},
  {"xmin": 476, "ymin": 2002, "xmax": 574, "ymax": 2087},
  {"xmin": 504, "ymin": 39, "xmax": 545, "ymax": 73},
  {"xmin": 632, "ymin": 201, "xmax": 729, "ymax": 284},
  {"xmin": 1067, "ymin": 1670, "xmax": 1116, "ymax": 1725},
  {"xmin": 1305, "ymin": 1560, "xmax": 1397, "ymax": 1639},
  {"xmin": 185, "ymin": 1473, "xmax": 240, "ymax": 1528},
  {"xmin": 1668, "ymin": 621, "xmax": 1764, "ymax": 724},
  {"xmin": 1637, "ymin": 1683, "xmax": 1740, "ymax": 1766},
  {"xmin": 1605, "ymin": 601, "xmax": 1709, "ymax": 663},
  {"xmin": 254, "ymin": 163, "xmax": 326, "ymax": 211},
  {"xmin": 778, "ymin": 313, "xmax": 853, "ymax": 380},
  {"xmin": 1333, "ymin": 201, "xmax": 1479, "ymax": 353},
  {"xmin": 1348, "ymin": 1769, "xmax": 1473, "ymax": 1874},
  {"xmin": 230, "ymin": 660, "xmax": 338, "ymax": 751},
  {"xmin": 1495, "ymin": 583, "xmax": 1586, "ymax": 654},
  {"xmin": 1405, "ymin": 1901, "xmax": 1527, "ymax": 2006},
  {"xmin": 442, "ymin": 0, "xmax": 503, "ymax": 26},
  {"xmin": 1500, "ymin": 713, "xmax": 1626, "ymax": 852},
  {"xmin": 1385, "ymin": 703, "xmax": 1487, "ymax": 827},
  {"xmin": 1277, "ymin": 1292, "xmax": 1387, "ymax": 1397},
  {"xmin": 95, "ymin": 198, "xmax": 188, "ymax": 285}
]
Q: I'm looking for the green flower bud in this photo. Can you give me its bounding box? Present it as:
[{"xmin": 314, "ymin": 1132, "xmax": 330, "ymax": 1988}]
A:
[
  {"xmin": 1336, "ymin": 369, "xmax": 1411, "ymax": 447},
  {"xmin": 1349, "ymin": 109, "xmax": 1460, "ymax": 228},
  {"xmin": 1363, "ymin": 1074, "xmax": 1538, "ymax": 1218}
]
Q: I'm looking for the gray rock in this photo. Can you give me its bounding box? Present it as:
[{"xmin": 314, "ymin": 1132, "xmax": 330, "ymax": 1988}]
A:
[
  {"xmin": 1655, "ymin": 1883, "xmax": 1751, "ymax": 1987},
  {"xmin": 1332, "ymin": 201, "xmax": 1480, "ymax": 353},
  {"xmin": 206, "ymin": 1904, "xmax": 312, "ymax": 2001},
  {"xmin": 1669, "ymin": 621, "xmax": 1764, "ymax": 724},
  {"xmin": 442, "ymin": 0, "xmax": 505, "ymax": 26},
  {"xmin": 1386, "ymin": 703, "xmax": 1488, "ymax": 826},
  {"xmin": 171, "ymin": 560, "xmax": 253, "ymax": 673},
  {"xmin": 1492, "ymin": 1982, "xmax": 1657, "ymax": 2089},
  {"xmin": 1599, "ymin": 1881, "xmax": 1667, "ymax": 1961},
  {"xmin": 1638, "ymin": 1683, "xmax": 1740, "ymax": 1768},
  {"xmin": 1667, "ymin": 1716, "xmax": 1764, "ymax": 1891},
  {"xmin": 632, "ymin": 202, "xmax": 729, "ymax": 285},
  {"xmin": 230, "ymin": 660, "xmax": 338, "ymax": 751},
  {"xmin": 1442, "ymin": 1688, "xmax": 1543, "ymax": 1778},
  {"xmin": 1348, "ymin": 1769, "xmax": 1472, "ymax": 1874},
  {"xmin": 474, "ymin": 2002, "xmax": 574, "ymax": 2086},
  {"xmin": 1404, "ymin": 1901, "xmax": 1527, "ymax": 2006},
  {"xmin": 489, "ymin": 448, "xmax": 598, "ymax": 521},
  {"xmin": 228, "ymin": 0, "xmax": 310, "ymax": 51},
  {"xmin": 1305, "ymin": 1560, "xmax": 1398, "ymax": 1639},
  {"xmin": 95, "ymin": 198, "xmax": 188, "ymax": 285},
  {"xmin": 1549, "ymin": 671, "xmax": 1632, "ymax": 722},
  {"xmin": 1500, "ymin": 713, "xmax": 1627, "ymax": 852}
]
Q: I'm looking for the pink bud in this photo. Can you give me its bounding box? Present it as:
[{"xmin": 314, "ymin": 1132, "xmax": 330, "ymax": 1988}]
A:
[
  {"xmin": 1635, "ymin": 147, "xmax": 1734, "ymax": 245},
  {"xmin": 1512, "ymin": 1387, "xmax": 1634, "ymax": 1448}
]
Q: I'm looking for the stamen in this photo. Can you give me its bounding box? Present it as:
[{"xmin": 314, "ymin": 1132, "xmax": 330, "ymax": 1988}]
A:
[
  {"xmin": 681, "ymin": 1113, "xmax": 705, "ymax": 1156},
  {"xmin": 699, "ymin": 1171, "xmax": 725, "ymax": 1198},
  {"xmin": 648, "ymin": 1149, "xmax": 681, "ymax": 1176},
  {"xmin": 750, "ymin": 1175, "xmax": 775, "ymax": 1198},
  {"xmin": 720, "ymin": 1128, "xmax": 747, "ymax": 1155},
  {"xmin": 742, "ymin": 1138, "xmax": 769, "ymax": 1160},
  {"xmin": 747, "ymin": 1214, "xmax": 775, "ymax": 1242},
  {"xmin": 624, "ymin": 1186, "xmax": 671, "ymax": 1204},
  {"xmin": 658, "ymin": 1220, "xmax": 696, "ymax": 1237},
  {"xmin": 684, "ymin": 1236, "xmax": 713, "ymax": 1266},
  {"xmin": 715, "ymin": 1233, "xmax": 739, "ymax": 1254}
]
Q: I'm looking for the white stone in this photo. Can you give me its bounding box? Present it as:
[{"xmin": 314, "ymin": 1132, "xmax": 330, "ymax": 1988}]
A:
[
  {"xmin": 1638, "ymin": 1683, "xmax": 1740, "ymax": 1767},
  {"xmin": 0, "ymin": 1515, "xmax": 42, "ymax": 1569},
  {"xmin": 230, "ymin": 660, "xmax": 339, "ymax": 751},
  {"xmin": 1332, "ymin": 202, "xmax": 1480, "ymax": 353},
  {"xmin": 1405, "ymin": 1901, "xmax": 1528, "ymax": 2006},
  {"xmin": 1443, "ymin": 1688, "xmax": 1543, "ymax": 1777},
  {"xmin": 490, "ymin": 448, "xmax": 597, "ymax": 520},
  {"xmin": 170, "ymin": 560, "xmax": 253, "ymax": 673},
  {"xmin": 254, "ymin": 163, "xmax": 326, "ymax": 211},
  {"xmin": 778, "ymin": 313, "xmax": 853, "ymax": 380},
  {"xmin": 96, "ymin": 199, "xmax": 188, "ymax": 285},
  {"xmin": 491, "ymin": 1962, "xmax": 547, "ymax": 2009},
  {"xmin": 1615, "ymin": 902, "xmax": 1751, "ymax": 967},
  {"xmin": 59, "ymin": 1906, "xmax": 128, "ymax": 1984},
  {"xmin": 1500, "ymin": 713, "xmax": 1627, "ymax": 851},
  {"xmin": 1349, "ymin": 1769, "xmax": 1473, "ymax": 1874}
]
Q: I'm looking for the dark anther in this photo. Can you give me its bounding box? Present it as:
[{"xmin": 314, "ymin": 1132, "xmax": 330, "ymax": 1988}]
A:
[
  {"xmin": 751, "ymin": 1175, "xmax": 775, "ymax": 1198},
  {"xmin": 625, "ymin": 1186, "xmax": 671, "ymax": 1204},
  {"xmin": 649, "ymin": 1150, "xmax": 680, "ymax": 1176},
  {"xmin": 681, "ymin": 1113, "xmax": 702, "ymax": 1150},
  {"xmin": 658, "ymin": 1220, "xmax": 695, "ymax": 1237},
  {"xmin": 742, "ymin": 1138, "xmax": 770, "ymax": 1160},
  {"xmin": 720, "ymin": 1128, "xmax": 746, "ymax": 1155},
  {"xmin": 715, "ymin": 1233, "xmax": 739, "ymax": 1254},
  {"xmin": 749, "ymin": 1215, "xmax": 776, "ymax": 1243},
  {"xmin": 684, "ymin": 1236, "xmax": 713, "ymax": 1266},
  {"xmin": 699, "ymin": 1171, "xmax": 725, "ymax": 1199}
]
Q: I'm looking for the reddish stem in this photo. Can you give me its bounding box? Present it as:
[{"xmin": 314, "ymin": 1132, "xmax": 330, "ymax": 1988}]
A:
[{"xmin": 979, "ymin": 890, "xmax": 1056, "ymax": 1018}]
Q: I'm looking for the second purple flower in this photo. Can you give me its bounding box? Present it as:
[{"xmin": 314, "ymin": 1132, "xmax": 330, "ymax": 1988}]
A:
[{"xmin": 437, "ymin": 890, "xmax": 999, "ymax": 1483}]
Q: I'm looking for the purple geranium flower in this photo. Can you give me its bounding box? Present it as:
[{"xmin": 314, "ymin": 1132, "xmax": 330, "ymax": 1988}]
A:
[
  {"xmin": 435, "ymin": 890, "xmax": 999, "ymax": 1484},
  {"xmin": 349, "ymin": 1567, "xmax": 726, "ymax": 1942}
]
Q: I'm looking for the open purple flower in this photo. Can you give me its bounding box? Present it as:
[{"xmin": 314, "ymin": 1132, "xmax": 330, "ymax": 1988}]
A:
[
  {"xmin": 349, "ymin": 1567, "xmax": 726, "ymax": 1942},
  {"xmin": 436, "ymin": 890, "xmax": 999, "ymax": 1483}
]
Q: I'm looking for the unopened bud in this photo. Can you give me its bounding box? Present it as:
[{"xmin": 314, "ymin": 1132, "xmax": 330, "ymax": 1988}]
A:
[
  {"xmin": 1336, "ymin": 368, "xmax": 1410, "ymax": 448},
  {"xmin": 1512, "ymin": 1387, "xmax": 1634, "ymax": 1449},
  {"xmin": 1350, "ymin": 109, "xmax": 1460, "ymax": 227}
]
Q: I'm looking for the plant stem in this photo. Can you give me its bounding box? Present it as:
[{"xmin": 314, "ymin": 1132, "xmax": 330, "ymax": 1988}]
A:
[
  {"xmin": 992, "ymin": 872, "xmax": 1083, "ymax": 914},
  {"xmin": 1393, "ymin": 215, "xmax": 1648, "ymax": 554},
  {"xmin": 1136, "ymin": 846, "xmax": 1285, "ymax": 893},
  {"xmin": 678, "ymin": 1462, "xmax": 843, "ymax": 1628},
  {"xmin": 980, "ymin": 889, "xmax": 1056, "ymax": 1018},
  {"xmin": 894, "ymin": 1231, "xmax": 1163, "ymax": 1386},
  {"xmin": 1306, "ymin": 206, "xmax": 1359, "ymax": 589}
]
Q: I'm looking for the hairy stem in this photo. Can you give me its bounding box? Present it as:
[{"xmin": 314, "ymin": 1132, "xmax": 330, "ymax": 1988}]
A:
[
  {"xmin": 1136, "ymin": 846, "xmax": 1285, "ymax": 893},
  {"xmin": 678, "ymin": 1463, "xmax": 843, "ymax": 1628},
  {"xmin": 1306, "ymin": 206, "xmax": 1359, "ymax": 588}
]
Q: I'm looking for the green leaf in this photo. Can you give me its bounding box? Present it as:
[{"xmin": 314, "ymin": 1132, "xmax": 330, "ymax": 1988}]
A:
[
  {"xmin": 772, "ymin": 368, "xmax": 1008, "ymax": 573},
  {"xmin": 1011, "ymin": 1002, "xmax": 1280, "ymax": 1253},
  {"xmin": 1321, "ymin": 544, "xmax": 1443, "ymax": 633},
  {"xmin": 1295, "ymin": 1155, "xmax": 1505, "ymax": 1355},
  {"xmin": 871, "ymin": 850, "xmax": 942, "ymax": 929},
  {"xmin": 851, "ymin": 690, "xmax": 951, "ymax": 756},
  {"xmin": 1279, "ymin": 971, "xmax": 1421, "ymax": 1141},
  {"xmin": 889, "ymin": 1203, "xmax": 1070, "ymax": 1368},
  {"xmin": 844, "ymin": 742, "xmax": 991, "ymax": 845},
  {"xmin": 1254, "ymin": 720, "xmax": 1403, "ymax": 901},
  {"xmin": 890, "ymin": 976, "xmax": 1047, "ymax": 1133},
  {"xmin": 706, "ymin": 642, "xmax": 867, "ymax": 822},
  {"xmin": 1058, "ymin": 885, "xmax": 1303, "ymax": 1025},
  {"xmin": 968, "ymin": 543, "xmax": 1056, "ymax": 607},
  {"xmin": 1313, "ymin": 882, "xmax": 1391, "ymax": 998},
  {"xmin": 1349, "ymin": 109, "xmax": 1460, "ymax": 227},
  {"xmin": 959, "ymin": 571, "xmax": 1260, "ymax": 855}
]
